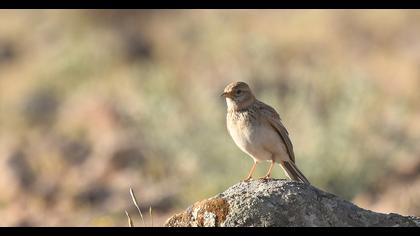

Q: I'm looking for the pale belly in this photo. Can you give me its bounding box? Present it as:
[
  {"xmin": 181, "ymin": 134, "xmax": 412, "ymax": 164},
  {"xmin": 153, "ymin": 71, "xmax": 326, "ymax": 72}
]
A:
[{"xmin": 227, "ymin": 118, "xmax": 289, "ymax": 163}]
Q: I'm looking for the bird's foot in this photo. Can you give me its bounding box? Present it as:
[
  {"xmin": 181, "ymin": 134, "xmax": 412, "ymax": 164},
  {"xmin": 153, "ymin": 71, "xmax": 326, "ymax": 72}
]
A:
[
  {"xmin": 243, "ymin": 176, "xmax": 253, "ymax": 182},
  {"xmin": 259, "ymin": 175, "xmax": 272, "ymax": 180}
]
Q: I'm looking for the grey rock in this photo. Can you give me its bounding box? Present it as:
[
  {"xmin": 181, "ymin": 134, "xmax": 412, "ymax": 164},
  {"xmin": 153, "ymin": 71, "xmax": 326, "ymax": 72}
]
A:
[{"xmin": 165, "ymin": 179, "xmax": 420, "ymax": 227}]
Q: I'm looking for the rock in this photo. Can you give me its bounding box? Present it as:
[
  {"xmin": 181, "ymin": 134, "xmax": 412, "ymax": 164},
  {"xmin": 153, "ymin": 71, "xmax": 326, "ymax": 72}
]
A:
[{"xmin": 165, "ymin": 179, "xmax": 420, "ymax": 227}]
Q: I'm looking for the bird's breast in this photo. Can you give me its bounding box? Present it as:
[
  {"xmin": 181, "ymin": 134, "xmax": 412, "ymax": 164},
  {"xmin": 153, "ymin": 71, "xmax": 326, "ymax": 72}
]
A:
[
  {"xmin": 227, "ymin": 109, "xmax": 288, "ymax": 162},
  {"xmin": 226, "ymin": 110, "xmax": 261, "ymax": 151}
]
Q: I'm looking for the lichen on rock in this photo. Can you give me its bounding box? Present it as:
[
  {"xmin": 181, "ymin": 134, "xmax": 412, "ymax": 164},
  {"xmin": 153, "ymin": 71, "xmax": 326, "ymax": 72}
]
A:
[{"xmin": 165, "ymin": 197, "xmax": 229, "ymax": 227}]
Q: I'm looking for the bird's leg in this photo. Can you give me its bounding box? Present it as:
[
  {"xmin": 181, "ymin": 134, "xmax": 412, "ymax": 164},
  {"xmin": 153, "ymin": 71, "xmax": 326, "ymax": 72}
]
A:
[
  {"xmin": 260, "ymin": 160, "xmax": 275, "ymax": 179},
  {"xmin": 243, "ymin": 161, "xmax": 258, "ymax": 181}
]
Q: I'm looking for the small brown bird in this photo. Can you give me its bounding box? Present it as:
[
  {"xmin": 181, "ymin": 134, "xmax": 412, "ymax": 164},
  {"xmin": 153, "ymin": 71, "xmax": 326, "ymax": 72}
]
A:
[{"xmin": 222, "ymin": 81, "xmax": 310, "ymax": 184}]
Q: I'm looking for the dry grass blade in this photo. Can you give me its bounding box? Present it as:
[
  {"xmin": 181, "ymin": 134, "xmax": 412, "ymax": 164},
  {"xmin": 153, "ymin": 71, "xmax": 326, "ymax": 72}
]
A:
[
  {"xmin": 125, "ymin": 210, "xmax": 134, "ymax": 227},
  {"xmin": 149, "ymin": 206, "xmax": 153, "ymax": 227},
  {"xmin": 130, "ymin": 187, "xmax": 145, "ymax": 226}
]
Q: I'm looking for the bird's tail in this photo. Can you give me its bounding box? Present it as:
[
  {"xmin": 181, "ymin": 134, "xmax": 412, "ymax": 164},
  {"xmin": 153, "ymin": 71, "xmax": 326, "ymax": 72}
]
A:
[{"xmin": 280, "ymin": 161, "xmax": 310, "ymax": 184}]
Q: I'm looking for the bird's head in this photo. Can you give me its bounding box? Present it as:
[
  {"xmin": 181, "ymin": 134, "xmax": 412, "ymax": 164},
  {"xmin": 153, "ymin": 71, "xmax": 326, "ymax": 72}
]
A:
[{"xmin": 221, "ymin": 81, "xmax": 255, "ymax": 110}]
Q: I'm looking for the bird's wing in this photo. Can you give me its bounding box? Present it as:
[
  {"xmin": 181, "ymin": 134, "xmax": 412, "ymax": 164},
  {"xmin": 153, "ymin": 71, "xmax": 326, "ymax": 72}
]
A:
[{"xmin": 256, "ymin": 100, "xmax": 296, "ymax": 163}]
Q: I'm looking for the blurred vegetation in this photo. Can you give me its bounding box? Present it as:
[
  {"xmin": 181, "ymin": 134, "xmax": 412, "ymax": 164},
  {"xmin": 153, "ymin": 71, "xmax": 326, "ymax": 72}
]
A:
[{"xmin": 0, "ymin": 10, "xmax": 420, "ymax": 226}]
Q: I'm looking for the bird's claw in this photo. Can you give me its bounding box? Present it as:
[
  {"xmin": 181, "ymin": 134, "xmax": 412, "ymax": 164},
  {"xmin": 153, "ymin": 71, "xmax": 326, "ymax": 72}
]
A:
[{"xmin": 243, "ymin": 177, "xmax": 253, "ymax": 182}]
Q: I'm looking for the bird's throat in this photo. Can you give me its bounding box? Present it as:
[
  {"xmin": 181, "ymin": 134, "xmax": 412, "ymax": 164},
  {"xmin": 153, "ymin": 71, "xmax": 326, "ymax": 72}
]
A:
[{"xmin": 226, "ymin": 97, "xmax": 255, "ymax": 112}]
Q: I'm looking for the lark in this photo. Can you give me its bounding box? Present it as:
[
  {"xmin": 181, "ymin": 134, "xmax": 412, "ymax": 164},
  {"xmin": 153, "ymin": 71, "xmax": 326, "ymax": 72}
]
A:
[{"xmin": 222, "ymin": 81, "xmax": 310, "ymax": 184}]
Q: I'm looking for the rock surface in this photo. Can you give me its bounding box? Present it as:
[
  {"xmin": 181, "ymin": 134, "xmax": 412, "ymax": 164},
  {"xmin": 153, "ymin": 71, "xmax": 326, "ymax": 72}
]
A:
[{"xmin": 165, "ymin": 179, "xmax": 420, "ymax": 227}]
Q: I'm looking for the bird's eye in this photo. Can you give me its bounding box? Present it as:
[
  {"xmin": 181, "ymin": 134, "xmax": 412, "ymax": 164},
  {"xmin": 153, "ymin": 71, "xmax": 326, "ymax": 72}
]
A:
[{"xmin": 236, "ymin": 90, "xmax": 242, "ymax": 95}]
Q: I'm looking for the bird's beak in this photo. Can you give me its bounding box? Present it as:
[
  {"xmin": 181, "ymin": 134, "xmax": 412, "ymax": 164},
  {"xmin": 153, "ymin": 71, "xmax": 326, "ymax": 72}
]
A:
[{"xmin": 221, "ymin": 91, "xmax": 229, "ymax": 97}]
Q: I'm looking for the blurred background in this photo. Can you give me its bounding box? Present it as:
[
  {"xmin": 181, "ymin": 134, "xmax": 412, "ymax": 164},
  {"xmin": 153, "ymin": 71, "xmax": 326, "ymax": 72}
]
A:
[{"xmin": 0, "ymin": 9, "xmax": 420, "ymax": 226}]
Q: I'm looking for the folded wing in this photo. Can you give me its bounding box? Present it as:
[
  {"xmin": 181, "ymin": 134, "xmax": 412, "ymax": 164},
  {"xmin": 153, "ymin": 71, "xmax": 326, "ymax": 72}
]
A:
[{"xmin": 256, "ymin": 100, "xmax": 295, "ymax": 163}]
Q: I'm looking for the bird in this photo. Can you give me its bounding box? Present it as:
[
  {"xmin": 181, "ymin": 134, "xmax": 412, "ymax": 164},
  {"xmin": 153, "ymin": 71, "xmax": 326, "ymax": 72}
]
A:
[{"xmin": 221, "ymin": 81, "xmax": 310, "ymax": 184}]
